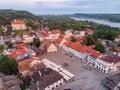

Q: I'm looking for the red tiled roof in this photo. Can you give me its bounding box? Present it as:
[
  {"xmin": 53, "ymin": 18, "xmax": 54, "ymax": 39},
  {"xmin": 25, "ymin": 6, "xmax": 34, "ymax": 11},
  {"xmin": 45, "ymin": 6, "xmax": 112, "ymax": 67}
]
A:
[
  {"xmin": 117, "ymin": 35, "xmax": 120, "ymax": 39},
  {"xmin": 86, "ymin": 29, "xmax": 93, "ymax": 33},
  {"xmin": 44, "ymin": 40, "xmax": 51, "ymax": 49},
  {"xmin": 52, "ymin": 29, "xmax": 61, "ymax": 34},
  {"xmin": 86, "ymin": 49, "xmax": 101, "ymax": 58},
  {"xmin": 18, "ymin": 58, "xmax": 34, "ymax": 72},
  {"xmin": 69, "ymin": 42, "xmax": 83, "ymax": 51},
  {"xmin": 55, "ymin": 38, "xmax": 63, "ymax": 44},
  {"xmin": 8, "ymin": 48, "xmax": 27, "ymax": 58},
  {"xmin": 16, "ymin": 43, "xmax": 26, "ymax": 49},
  {"xmin": 115, "ymin": 47, "xmax": 120, "ymax": 52},
  {"xmin": 11, "ymin": 20, "xmax": 25, "ymax": 25},
  {"xmin": 88, "ymin": 45, "xmax": 95, "ymax": 49}
]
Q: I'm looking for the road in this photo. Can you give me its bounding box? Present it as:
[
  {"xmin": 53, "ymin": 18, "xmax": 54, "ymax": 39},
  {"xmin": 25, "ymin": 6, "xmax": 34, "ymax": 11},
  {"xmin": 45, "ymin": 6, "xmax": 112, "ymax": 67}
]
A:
[{"xmin": 39, "ymin": 48, "xmax": 107, "ymax": 90}]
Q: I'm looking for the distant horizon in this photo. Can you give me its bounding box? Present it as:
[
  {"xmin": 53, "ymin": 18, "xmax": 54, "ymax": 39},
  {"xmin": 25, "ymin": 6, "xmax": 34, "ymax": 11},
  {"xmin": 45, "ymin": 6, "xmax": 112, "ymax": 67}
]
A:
[
  {"xmin": 1, "ymin": 9, "xmax": 120, "ymax": 15},
  {"xmin": 0, "ymin": 0, "xmax": 120, "ymax": 15}
]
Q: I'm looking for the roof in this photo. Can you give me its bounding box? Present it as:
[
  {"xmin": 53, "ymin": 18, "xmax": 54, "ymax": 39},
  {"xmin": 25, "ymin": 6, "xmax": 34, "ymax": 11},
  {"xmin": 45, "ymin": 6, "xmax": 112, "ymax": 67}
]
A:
[
  {"xmin": 52, "ymin": 29, "xmax": 61, "ymax": 34},
  {"xmin": 16, "ymin": 43, "xmax": 26, "ymax": 49},
  {"xmin": 86, "ymin": 49, "xmax": 101, "ymax": 58},
  {"xmin": 11, "ymin": 20, "xmax": 25, "ymax": 25},
  {"xmin": 64, "ymin": 39, "xmax": 101, "ymax": 58},
  {"xmin": 117, "ymin": 35, "xmax": 120, "ymax": 39},
  {"xmin": 43, "ymin": 40, "xmax": 51, "ymax": 49},
  {"xmin": 30, "ymin": 67, "xmax": 63, "ymax": 90},
  {"xmin": 0, "ymin": 75, "xmax": 21, "ymax": 90},
  {"xmin": 9, "ymin": 48, "xmax": 27, "ymax": 58},
  {"xmin": 69, "ymin": 42, "xmax": 83, "ymax": 51},
  {"xmin": 86, "ymin": 29, "xmax": 93, "ymax": 33},
  {"xmin": 99, "ymin": 54, "xmax": 120, "ymax": 63},
  {"xmin": 115, "ymin": 47, "xmax": 120, "ymax": 52},
  {"xmin": 101, "ymin": 73, "xmax": 120, "ymax": 90},
  {"xmin": 18, "ymin": 58, "xmax": 34, "ymax": 72},
  {"xmin": 55, "ymin": 38, "xmax": 63, "ymax": 44}
]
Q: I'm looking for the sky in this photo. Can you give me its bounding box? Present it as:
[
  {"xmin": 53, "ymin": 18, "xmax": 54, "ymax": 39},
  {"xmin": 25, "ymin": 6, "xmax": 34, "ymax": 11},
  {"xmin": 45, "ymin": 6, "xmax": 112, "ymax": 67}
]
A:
[{"xmin": 0, "ymin": 0, "xmax": 120, "ymax": 15}]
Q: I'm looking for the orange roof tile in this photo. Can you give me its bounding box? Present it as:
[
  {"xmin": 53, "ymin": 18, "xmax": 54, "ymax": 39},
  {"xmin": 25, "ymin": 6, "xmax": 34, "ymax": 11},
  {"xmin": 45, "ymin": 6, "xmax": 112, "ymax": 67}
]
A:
[
  {"xmin": 115, "ymin": 47, "xmax": 120, "ymax": 52},
  {"xmin": 86, "ymin": 49, "xmax": 101, "ymax": 58},
  {"xmin": 117, "ymin": 35, "xmax": 120, "ymax": 39},
  {"xmin": 55, "ymin": 38, "xmax": 63, "ymax": 44},
  {"xmin": 88, "ymin": 45, "xmax": 95, "ymax": 49},
  {"xmin": 11, "ymin": 20, "xmax": 25, "ymax": 25},
  {"xmin": 44, "ymin": 40, "xmax": 51, "ymax": 49},
  {"xmin": 8, "ymin": 48, "xmax": 27, "ymax": 58},
  {"xmin": 18, "ymin": 59, "xmax": 34, "ymax": 72},
  {"xmin": 52, "ymin": 29, "xmax": 61, "ymax": 34},
  {"xmin": 16, "ymin": 43, "xmax": 26, "ymax": 49}
]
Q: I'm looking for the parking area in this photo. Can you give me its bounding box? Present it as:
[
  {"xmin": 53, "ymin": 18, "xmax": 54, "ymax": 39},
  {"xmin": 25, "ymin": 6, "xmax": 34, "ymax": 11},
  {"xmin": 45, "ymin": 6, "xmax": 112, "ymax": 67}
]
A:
[{"xmin": 39, "ymin": 48, "xmax": 107, "ymax": 90}]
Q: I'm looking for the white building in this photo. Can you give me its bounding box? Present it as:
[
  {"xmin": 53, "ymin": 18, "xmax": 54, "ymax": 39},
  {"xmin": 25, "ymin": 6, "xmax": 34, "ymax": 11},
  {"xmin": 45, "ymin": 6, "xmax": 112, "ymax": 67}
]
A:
[
  {"xmin": 97, "ymin": 54, "xmax": 120, "ymax": 73},
  {"xmin": 11, "ymin": 20, "xmax": 26, "ymax": 30}
]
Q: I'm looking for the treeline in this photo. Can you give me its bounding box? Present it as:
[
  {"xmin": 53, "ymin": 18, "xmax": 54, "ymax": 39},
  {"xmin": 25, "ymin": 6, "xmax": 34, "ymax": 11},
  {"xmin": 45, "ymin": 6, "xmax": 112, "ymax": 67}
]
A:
[
  {"xmin": 43, "ymin": 16, "xmax": 120, "ymax": 40},
  {"xmin": 72, "ymin": 13, "xmax": 120, "ymax": 23},
  {"xmin": 0, "ymin": 9, "xmax": 38, "ymax": 25}
]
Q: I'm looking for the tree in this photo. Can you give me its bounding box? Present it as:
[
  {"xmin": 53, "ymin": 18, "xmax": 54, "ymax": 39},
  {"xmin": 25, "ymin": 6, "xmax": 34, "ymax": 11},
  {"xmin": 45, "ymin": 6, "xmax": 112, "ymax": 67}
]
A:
[
  {"xmin": 7, "ymin": 25, "xmax": 12, "ymax": 35},
  {"xmin": 33, "ymin": 38, "xmax": 41, "ymax": 47},
  {"xmin": 95, "ymin": 41, "xmax": 105, "ymax": 53},
  {"xmin": 5, "ymin": 41, "xmax": 13, "ymax": 48},
  {"xmin": 71, "ymin": 36, "xmax": 76, "ymax": 42},
  {"xmin": 0, "ymin": 45, "xmax": 4, "ymax": 50},
  {"xmin": 83, "ymin": 35, "xmax": 95, "ymax": 46},
  {"xmin": 0, "ymin": 56, "xmax": 18, "ymax": 75}
]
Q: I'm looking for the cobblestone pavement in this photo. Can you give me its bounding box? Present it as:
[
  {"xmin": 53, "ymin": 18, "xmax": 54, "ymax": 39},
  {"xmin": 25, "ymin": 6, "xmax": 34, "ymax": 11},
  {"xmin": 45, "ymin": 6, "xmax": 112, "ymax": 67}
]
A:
[{"xmin": 39, "ymin": 48, "xmax": 108, "ymax": 90}]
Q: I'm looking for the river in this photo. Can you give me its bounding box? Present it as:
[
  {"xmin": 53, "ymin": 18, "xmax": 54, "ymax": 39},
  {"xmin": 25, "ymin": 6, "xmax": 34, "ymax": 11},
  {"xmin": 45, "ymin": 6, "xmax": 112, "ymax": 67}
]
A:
[{"xmin": 72, "ymin": 17, "xmax": 120, "ymax": 28}]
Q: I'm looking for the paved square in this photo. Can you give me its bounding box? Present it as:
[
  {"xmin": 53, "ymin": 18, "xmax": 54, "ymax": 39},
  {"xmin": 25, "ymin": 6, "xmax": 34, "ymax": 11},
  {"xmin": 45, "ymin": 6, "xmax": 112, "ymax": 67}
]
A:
[{"xmin": 39, "ymin": 48, "xmax": 107, "ymax": 90}]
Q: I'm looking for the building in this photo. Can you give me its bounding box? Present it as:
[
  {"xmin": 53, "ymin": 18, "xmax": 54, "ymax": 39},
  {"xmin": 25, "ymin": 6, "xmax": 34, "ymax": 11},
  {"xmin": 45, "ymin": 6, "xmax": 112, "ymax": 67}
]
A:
[
  {"xmin": 18, "ymin": 57, "xmax": 41, "ymax": 76},
  {"xmin": 115, "ymin": 35, "xmax": 120, "ymax": 42},
  {"xmin": 64, "ymin": 30, "xmax": 73, "ymax": 38},
  {"xmin": 29, "ymin": 62, "xmax": 63, "ymax": 90},
  {"xmin": 97, "ymin": 54, "xmax": 120, "ymax": 73},
  {"xmin": 8, "ymin": 43, "xmax": 35, "ymax": 61},
  {"xmin": 0, "ymin": 75, "xmax": 21, "ymax": 90},
  {"xmin": 85, "ymin": 29, "xmax": 94, "ymax": 35},
  {"xmin": 55, "ymin": 38, "xmax": 67, "ymax": 47},
  {"xmin": 11, "ymin": 20, "xmax": 26, "ymax": 30},
  {"xmin": 22, "ymin": 34, "xmax": 35, "ymax": 43},
  {"xmin": 43, "ymin": 40, "xmax": 57, "ymax": 53},
  {"xmin": 79, "ymin": 31, "xmax": 85, "ymax": 37},
  {"xmin": 101, "ymin": 73, "xmax": 120, "ymax": 90}
]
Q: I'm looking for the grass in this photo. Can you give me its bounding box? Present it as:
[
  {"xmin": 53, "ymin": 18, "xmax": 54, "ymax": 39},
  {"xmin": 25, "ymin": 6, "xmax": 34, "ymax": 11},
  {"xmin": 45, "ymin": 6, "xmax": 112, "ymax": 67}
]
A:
[{"xmin": 13, "ymin": 29, "xmax": 30, "ymax": 35}]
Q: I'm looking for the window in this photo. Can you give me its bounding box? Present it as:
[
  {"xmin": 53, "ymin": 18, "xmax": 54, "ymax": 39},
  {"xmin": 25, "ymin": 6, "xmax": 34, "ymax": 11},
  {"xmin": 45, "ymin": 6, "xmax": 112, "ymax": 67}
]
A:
[
  {"xmin": 60, "ymin": 83, "xmax": 62, "ymax": 85},
  {"xmin": 52, "ymin": 87, "xmax": 54, "ymax": 90},
  {"xmin": 56, "ymin": 85, "xmax": 58, "ymax": 87}
]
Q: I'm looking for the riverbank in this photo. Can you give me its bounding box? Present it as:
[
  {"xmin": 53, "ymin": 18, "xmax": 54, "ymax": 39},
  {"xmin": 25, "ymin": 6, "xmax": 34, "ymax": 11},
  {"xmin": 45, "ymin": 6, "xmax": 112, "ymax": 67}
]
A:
[{"xmin": 72, "ymin": 17, "xmax": 120, "ymax": 28}]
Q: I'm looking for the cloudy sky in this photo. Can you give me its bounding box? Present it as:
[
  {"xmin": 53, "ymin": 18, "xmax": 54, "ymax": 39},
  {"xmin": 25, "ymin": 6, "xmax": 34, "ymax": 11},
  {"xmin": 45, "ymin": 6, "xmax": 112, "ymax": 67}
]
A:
[{"xmin": 0, "ymin": 0, "xmax": 120, "ymax": 14}]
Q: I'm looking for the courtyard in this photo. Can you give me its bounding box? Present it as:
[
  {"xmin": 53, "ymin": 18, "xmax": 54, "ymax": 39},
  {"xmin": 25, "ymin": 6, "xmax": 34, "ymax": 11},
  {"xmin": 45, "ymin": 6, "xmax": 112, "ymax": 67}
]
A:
[{"xmin": 39, "ymin": 48, "xmax": 108, "ymax": 90}]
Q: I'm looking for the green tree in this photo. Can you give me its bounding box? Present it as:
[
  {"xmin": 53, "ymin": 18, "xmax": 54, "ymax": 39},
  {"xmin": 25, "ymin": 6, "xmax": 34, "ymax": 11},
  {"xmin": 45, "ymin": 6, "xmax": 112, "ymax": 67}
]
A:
[
  {"xmin": 0, "ymin": 56, "xmax": 18, "ymax": 75},
  {"xmin": 95, "ymin": 41, "xmax": 105, "ymax": 53},
  {"xmin": 7, "ymin": 25, "xmax": 12, "ymax": 35},
  {"xmin": 5, "ymin": 41, "xmax": 13, "ymax": 48},
  {"xmin": 0, "ymin": 45, "xmax": 4, "ymax": 50},
  {"xmin": 71, "ymin": 36, "xmax": 76, "ymax": 42},
  {"xmin": 83, "ymin": 35, "xmax": 95, "ymax": 46},
  {"xmin": 33, "ymin": 38, "xmax": 41, "ymax": 47}
]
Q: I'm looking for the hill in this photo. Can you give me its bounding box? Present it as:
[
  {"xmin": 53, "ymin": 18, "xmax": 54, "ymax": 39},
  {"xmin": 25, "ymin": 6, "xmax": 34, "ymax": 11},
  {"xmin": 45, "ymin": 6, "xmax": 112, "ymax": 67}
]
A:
[
  {"xmin": 72, "ymin": 13, "xmax": 120, "ymax": 23},
  {"xmin": 0, "ymin": 9, "xmax": 37, "ymax": 25}
]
